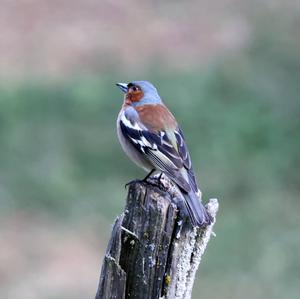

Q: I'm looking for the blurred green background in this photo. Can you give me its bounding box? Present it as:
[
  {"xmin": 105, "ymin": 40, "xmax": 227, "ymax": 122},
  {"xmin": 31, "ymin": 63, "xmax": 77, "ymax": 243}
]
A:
[{"xmin": 0, "ymin": 1, "xmax": 299, "ymax": 299}]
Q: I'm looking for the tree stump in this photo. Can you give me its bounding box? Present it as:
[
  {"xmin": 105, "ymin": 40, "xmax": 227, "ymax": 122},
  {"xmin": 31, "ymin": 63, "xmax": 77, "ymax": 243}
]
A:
[{"xmin": 95, "ymin": 175, "xmax": 219, "ymax": 299}]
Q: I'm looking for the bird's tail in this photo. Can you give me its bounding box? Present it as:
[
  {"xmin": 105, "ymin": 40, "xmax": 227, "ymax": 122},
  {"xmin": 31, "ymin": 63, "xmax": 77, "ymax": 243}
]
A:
[{"xmin": 183, "ymin": 191, "xmax": 213, "ymax": 227}]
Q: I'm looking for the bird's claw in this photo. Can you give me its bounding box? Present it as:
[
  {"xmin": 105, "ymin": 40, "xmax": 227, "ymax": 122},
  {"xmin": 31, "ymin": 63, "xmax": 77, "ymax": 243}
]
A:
[
  {"xmin": 125, "ymin": 175, "xmax": 167, "ymax": 192},
  {"xmin": 146, "ymin": 175, "xmax": 168, "ymax": 192},
  {"xmin": 125, "ymin": 177, "xmax": 155, "ymax": 189},
  {"xmin": 125, "ymin": 179, "xmax": 143, "ymax": 189}
]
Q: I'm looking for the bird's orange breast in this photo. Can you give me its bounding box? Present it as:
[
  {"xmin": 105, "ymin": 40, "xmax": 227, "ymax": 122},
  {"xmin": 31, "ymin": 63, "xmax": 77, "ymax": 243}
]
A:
[{"xmin": 135, "ymin": 104, "xmax": 177, "ymax": 132}]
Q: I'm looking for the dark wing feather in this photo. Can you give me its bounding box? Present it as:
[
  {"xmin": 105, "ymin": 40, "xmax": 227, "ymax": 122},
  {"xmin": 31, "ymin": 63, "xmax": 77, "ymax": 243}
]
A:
[{"xmin": 175, "ymin": 128, "xmax": 199, "ymax": 194}]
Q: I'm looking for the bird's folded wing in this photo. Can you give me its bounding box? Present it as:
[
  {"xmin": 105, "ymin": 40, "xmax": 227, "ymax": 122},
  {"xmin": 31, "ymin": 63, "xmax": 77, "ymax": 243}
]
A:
[{"xmin": 119, "ymin": 111, "xmax": 193, "ymax": 192}]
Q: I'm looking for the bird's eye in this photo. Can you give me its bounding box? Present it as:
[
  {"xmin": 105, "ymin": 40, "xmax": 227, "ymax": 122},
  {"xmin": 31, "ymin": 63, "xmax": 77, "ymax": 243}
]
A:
[{"xmin": 132, "ymin": 86, "xmax": 138, "ymax": 92}]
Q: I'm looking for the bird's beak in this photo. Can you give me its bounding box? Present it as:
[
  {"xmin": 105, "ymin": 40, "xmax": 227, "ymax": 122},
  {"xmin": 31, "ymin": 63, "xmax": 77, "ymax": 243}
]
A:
[{"xmin": 116, "ymin": 83, "xmax": 128, "ymax": 93}]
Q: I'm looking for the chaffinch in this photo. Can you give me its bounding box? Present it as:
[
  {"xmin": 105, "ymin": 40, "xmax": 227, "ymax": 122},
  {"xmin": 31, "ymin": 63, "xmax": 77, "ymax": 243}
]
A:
[{"xmin": 116, "ymin": 80, "xmax": 212, "ymax": 227}]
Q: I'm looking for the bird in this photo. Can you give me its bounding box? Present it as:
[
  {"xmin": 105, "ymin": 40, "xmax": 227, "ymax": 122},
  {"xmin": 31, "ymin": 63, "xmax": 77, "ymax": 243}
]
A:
[{"xmin": 116, "ymin": 80, "xmax": 212, "ymax": 227}]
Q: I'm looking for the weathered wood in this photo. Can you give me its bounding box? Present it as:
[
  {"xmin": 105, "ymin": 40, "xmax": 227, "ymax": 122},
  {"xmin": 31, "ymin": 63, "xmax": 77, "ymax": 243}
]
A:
[{"xmin": 95, "ymin": 175, "xmax": 219, "ymax": 299}]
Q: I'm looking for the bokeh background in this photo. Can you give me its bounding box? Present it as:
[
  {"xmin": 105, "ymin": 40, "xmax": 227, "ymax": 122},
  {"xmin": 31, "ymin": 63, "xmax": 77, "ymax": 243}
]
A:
[{"xmin": 0, "ymin": 1, "xmax": 299, "ymax": 298}]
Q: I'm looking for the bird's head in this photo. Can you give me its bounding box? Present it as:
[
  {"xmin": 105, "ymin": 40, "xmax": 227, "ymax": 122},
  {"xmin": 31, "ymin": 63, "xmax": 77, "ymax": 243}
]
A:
[{"xmin": 116, "ymin": 80, "xmax": 162, "ymax": 106}]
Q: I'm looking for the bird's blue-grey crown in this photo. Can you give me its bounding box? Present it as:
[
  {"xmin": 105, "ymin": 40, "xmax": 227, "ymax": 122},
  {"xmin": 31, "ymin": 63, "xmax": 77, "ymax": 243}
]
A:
[{"xmin": 117, "ymin": 80, "xmax": 162, "ymax": 106}]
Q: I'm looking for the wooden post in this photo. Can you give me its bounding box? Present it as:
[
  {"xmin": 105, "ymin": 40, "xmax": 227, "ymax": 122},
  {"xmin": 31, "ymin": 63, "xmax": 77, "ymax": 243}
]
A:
[{"xmin": 95, "ymin": 175, "xmax": 219, "ymax": 299}]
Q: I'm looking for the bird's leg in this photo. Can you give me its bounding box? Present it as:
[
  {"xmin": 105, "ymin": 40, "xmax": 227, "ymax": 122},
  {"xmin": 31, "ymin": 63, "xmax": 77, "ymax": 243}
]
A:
[
  {"xmin": 125, "ymin": 169, "xmax": 155, "ymax": 189},
  {"xmin": 157, "ymin": 172, "xmax": 163, "ymax": 183},
  {"xmin": 155, "ymin": 172, "xmax": 167, "ymax": 191},
  {"xmin": 142, "ymin": 169, "xmax": 155, "ymax": 182},
  {"xmin": 144, "ymin": 171, "xmax": 168, "ymax": 192}
]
